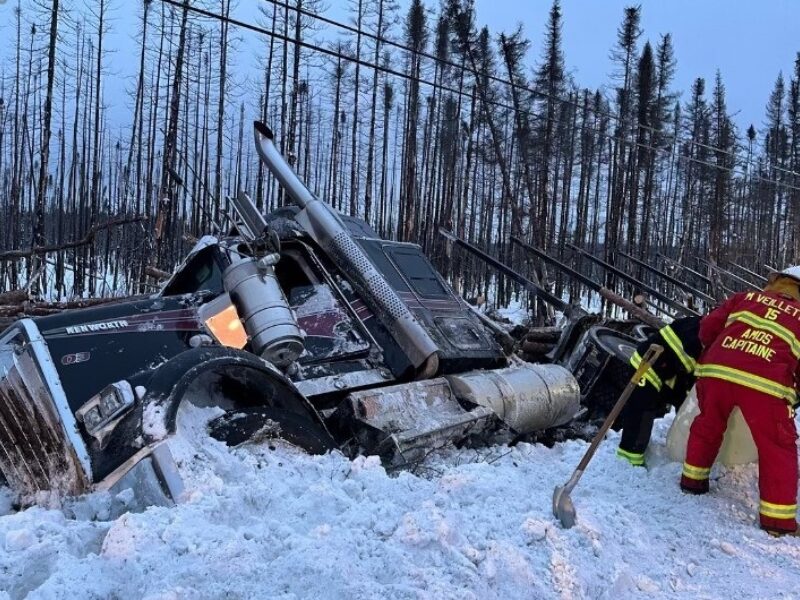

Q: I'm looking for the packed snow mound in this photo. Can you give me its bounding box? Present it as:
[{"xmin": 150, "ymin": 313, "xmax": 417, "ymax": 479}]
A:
[{"xmin": 1, "ymin": 406, "xmax": 800, "ymax": 599}]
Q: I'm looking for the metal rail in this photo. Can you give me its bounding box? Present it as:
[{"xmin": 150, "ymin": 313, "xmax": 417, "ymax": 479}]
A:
[
  {"xmin": 511, "ymin": 237, "xmax": 665, "ymax": 328},
  {"xmin": 438, "ymin": 229, "xmax": 576, "ymax": 316},
  {"xmin": 567, "ymin": 244, "xmax": 700, "ymax": 316},
  {"xmin": 657, "ymin": 253, "xmax": 713, "ymax": 287},
  {"xmin": 694, "ymin": 256, "xmax": 759, "ymax": 291},
  {"xmin": 728, "ymin": 261, "xmax": 767, "ymax": 286},
  {"xmin": 615, "ymin": 249, "xmax": 716, "ymax": 304}
]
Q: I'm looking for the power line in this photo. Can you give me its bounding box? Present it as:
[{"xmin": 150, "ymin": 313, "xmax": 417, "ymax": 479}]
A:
[
  {"xmin": 156, "ymin": 0, "xmax": 800, "ymax": 193},
  {"xmin": 261, "ymin": 0, "xmax": 800, "ymax": 181}
]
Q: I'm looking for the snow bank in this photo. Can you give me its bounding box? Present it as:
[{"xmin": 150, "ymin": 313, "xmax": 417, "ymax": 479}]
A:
[{"xmin": 1, "ymin": 407, "xmax": 800, "ymax": 599}]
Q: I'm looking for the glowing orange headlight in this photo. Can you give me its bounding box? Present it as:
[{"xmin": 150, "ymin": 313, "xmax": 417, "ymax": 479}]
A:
[{"xmin": 204, "ymin": 304, "xmax": 247, "ymax": 349}]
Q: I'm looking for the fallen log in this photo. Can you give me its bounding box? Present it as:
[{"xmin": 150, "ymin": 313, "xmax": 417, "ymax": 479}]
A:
[
  {"xmin": 145, "ymin": 266, "xmax": 171, "ymax": 281},
  {"xmin": 0, "ymin": 291, "xmax": 29, "ymax": 304}
]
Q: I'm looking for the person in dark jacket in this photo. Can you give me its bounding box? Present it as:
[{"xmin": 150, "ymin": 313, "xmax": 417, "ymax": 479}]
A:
[{"xmin": 617, "ymin": 316, "xmax": 702, "ymax": 466}]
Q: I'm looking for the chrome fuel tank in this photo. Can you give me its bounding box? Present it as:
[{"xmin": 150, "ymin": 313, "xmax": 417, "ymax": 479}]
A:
[
  {"xmin": 223, "ymin": 258, "xmax": 304, "ymax": 368},
  {"xmin": 446, "ymin": 362, "xmax": 580, "ymax": 433}
]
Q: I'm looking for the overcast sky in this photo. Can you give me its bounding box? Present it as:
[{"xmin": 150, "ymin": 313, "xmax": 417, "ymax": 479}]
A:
[
  {"xmin": 489, "ymin": 0, "xmax": 800, "ymax": 133},
  {"xmin": 2, "ymin": 0, "xmax": 798, "ymax": 136},
  {"xmin": 128, "ymin": 0, "xmax": 799, "ymax": 132}
]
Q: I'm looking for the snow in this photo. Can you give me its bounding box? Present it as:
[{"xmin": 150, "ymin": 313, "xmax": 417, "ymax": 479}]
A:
[
  {"xmin": 1, "ymin": 405, "xmax": 800, "ymax": 599},
  {"xmin": 142, "ymin": 402, "xmax": 168, "ymax": 440},
  {"xmin": 495, "ymin": 297, "xmax": 529, "ymax": 326}
]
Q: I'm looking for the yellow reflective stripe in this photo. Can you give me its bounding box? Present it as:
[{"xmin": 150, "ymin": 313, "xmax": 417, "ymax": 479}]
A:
[
  {"xmin": 682, "ymin": 463, "xmax": 711, "ymax": 480},
  {"xmin": 660, "ymin": 325, "xmax": 697, "ymax": 373},
  {"xmin": 695, "ymin": 363, "xmax": 797, "ymax": 403},
  {"xmin": 629, "ymin": 351, "xmax": 663, "ymax": 391},
  {"xmin": 665, "ymin": 376, "xmax": 677, "ymax": 389},
  {"xmin": 617, "ymin": 448, "xmax": 645, "ymax": 466},
  {"xmin": 726, "ymin": 311, "xmax": 800, "ymax": 359},
  {"xmin": 759, "ymin": 500, "xmax": 797, "ymax": 519}
]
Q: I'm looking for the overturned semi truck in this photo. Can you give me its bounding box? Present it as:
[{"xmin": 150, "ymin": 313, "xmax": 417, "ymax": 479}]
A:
[{"xmin": 0, "ymin": 122, "xmax": 587, "ymax": 506}]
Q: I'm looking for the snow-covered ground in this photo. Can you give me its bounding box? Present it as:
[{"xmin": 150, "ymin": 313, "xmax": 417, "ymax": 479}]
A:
[{"xmin": 1, "ymin": 405, "xmax": 799, "ymax": 600}]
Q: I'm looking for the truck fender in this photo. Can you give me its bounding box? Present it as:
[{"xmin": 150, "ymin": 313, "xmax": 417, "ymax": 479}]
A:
[{"xmin": 139, "ymin": 346, "xmax": 327, "ymax": 442}]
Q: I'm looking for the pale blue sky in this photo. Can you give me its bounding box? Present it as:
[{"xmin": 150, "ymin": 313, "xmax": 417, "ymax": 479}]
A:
[
  {"xmin": 126, "ymin": 0, "xmax": 799, "ymax": 133},
  {"xmin": 2, "ymin": 0, "xmax": 798, "ymax": 137}
]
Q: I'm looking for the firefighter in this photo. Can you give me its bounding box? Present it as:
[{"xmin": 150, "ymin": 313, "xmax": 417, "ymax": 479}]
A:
[
  {"xmin": 617, "ymin": 316, "xmax": 702, "ymax": 466},
  {"xmin": 680, "ymin": 267, "xmax": 800, "ymax": 536}
]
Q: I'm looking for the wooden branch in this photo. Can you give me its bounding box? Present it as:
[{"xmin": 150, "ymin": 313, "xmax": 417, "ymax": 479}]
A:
[
  {"xmin": 0, "ymin": 216, "xmax": 147, "ymax": 261},
  {"xmin": 598, "ymin": 288, "xmax": 665, "ymax": 329},
  {"xmin": 145, "ymin": 266, "xmax": 171, "ymax": 281}
]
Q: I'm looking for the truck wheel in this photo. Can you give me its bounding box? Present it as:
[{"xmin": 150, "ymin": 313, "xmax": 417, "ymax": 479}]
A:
[{"xmin": 207, "ymin": 407, "xmax": 336, "ymax": 455}]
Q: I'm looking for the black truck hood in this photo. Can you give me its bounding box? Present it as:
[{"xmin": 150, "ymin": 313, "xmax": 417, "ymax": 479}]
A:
[{"xmin": 32, "ymin": 294, "xmax": 206, "ymax": 414}]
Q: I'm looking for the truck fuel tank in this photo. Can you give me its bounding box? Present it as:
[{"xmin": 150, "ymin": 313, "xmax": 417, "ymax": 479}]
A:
[
  {"xmin": 339, "ymin": 362, "xmax": 580, "ymax": 463},
  {"xmin": 446, "ymin": 362, "xmax": 581, "ymax": 433}
]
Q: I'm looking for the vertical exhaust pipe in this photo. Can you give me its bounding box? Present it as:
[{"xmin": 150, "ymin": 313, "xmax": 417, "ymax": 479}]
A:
[{"xmin": 253, "ymin": 122, "xmax": 439, "ymax": 373}]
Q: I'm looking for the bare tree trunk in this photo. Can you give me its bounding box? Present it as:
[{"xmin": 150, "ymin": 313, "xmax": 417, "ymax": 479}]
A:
[
  {"xmin": 213, "ymin": 0, "xmax": 231, "ymax": 218},
  {"xmin": 256, "ymin": 5, "xmax": 278, "ymax": 210},
  {"xmin": 286, "ymin": 0, "xmax": 302, "ymax": 167},
  {"xmin": 32, "ymin": 0, "xmax": 60, "ymax": 296},
  {"xmin": 363, "ymin": 0, "xmax": 384, "ymax": 226},
  {"xmin": 348, "ymin": 0, "xmax": 363, "ymax": 217},
  {"xmin": 155, "ymin": 0, "xmax": 189, "ymax": 264}
]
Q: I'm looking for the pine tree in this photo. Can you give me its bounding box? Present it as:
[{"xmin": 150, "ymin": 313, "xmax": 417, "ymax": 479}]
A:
[
  {"xmin": 765, "ymin": 73, "xmax": 787, "ymax": 263},
  {"xmin": 788, "ymin": 54, "xmax": 800, "ymax": 261},
  {"xmin": 607, "ymin": 6, "xmax": 641, "ymax": 271},
  {"xmin": 499, "ymin": 27, "xmax": 535, "ymax": 242},
  {"xmin": 709, "ymin": 71, "xmax": 734, "ymax": 262},
  {"xmin": 533, "ymin": 0, "xmax": 565, "ymax": 248},
  {"xmin": 156, "ymin": 0, "xmax": 190, "ymax": 265},
  {"xmin": 348, "ymin": 0, "xmax": 364, "ymax": 217},
  {"xmin": 627, "ymin": 41, "xmax": 655, "ymax": 257}
]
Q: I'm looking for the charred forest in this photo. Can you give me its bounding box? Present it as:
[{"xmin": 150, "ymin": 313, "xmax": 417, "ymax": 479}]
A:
[{"xmin": 0, "ymin": 0, "xmax": 798, "ymax": 316}]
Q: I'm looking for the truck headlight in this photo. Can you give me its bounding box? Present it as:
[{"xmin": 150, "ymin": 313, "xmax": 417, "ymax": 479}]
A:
[
  {"xmin": 77, "ymin": 381, "xmax": 135, "ymax": 443},
  {"xmin": 204, "ymin": 304, "xmax": 247, "ymax": 349}
]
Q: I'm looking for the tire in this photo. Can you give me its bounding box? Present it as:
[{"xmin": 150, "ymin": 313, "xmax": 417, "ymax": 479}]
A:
[
  {"xmin": 581, "ymin": 327, "xmax": 638, "ymax": 423},
  {"xmin": 586, "ymin": 358, "xmax": 635, "ymax": 425},
  {"xmin": 207, "ymin": 407, "xmax": 336, "ymax": 455}
]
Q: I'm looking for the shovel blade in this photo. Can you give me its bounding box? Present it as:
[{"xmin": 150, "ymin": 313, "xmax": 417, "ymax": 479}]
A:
[{"xmin": 552, "ymin": 485, "xmax": 577, "ymax": 529}]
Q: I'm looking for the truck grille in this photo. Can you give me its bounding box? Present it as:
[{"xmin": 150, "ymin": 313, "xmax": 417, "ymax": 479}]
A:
[{"xmin": 0, "ymin": 327, "xmax": 89, "ymax": 497}]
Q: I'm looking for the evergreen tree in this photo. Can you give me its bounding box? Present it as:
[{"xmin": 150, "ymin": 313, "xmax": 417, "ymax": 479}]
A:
[
  {"xmin": 606, "ymin": 5, "xmax": 641, "ymax": 294},
  {"xmin": 533, "ymin": 0, "xmax": 566, "ymax": 248},
  {"xmin": 709, "ymin": 71, "xmax": 734, "ymax": 261},
  {"xmin": 628, "ymin": 41, "xmax": 655, "ymax": 256}
]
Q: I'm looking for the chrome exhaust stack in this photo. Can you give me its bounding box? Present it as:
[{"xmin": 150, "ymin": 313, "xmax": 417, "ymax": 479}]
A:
[{"xmin": 254, "ymin": 122, "xmax": 439, "ymax": 372}]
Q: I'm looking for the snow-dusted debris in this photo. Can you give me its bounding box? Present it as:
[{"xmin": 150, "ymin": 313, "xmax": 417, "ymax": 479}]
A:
[
  {"xmin": 142, "ymin": 402, "xmax": 168, "ymax": 441},
  {"xmin": 1, "ymin": 406, "xmax": 799, "ymax": 599}
]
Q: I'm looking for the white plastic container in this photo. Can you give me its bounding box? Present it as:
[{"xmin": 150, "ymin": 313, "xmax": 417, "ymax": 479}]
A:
[{"xmin": 666, "ymin": 386, "xmax": 758, "ymax": 466}]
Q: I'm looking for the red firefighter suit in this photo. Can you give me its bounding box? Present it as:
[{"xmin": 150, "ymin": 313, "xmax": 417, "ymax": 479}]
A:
[{"xmin": 681, "ymin": 288, "xmax": 800, "ymax": 534}]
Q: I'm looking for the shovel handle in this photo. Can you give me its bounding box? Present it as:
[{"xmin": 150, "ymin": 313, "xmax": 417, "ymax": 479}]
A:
[{"xmin": 572, "ymin": 343, "xmax": 664, "ymax": 475}]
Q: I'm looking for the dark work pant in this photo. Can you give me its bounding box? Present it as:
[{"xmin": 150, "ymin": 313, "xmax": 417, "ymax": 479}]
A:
[{"xmin": 619, "ymin": 383, "xmax": 676, "ymax": 455}]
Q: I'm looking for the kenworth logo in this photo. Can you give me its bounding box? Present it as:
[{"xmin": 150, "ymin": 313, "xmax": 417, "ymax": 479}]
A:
[{"xmin": 66, "ymin": 320, "xmax": 129, "ymax": 335}]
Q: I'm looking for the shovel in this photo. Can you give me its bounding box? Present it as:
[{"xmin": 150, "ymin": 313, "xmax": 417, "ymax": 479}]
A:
[{"xmin": 552, "ymin": 343, "xmax": 664, "ymax": 528}]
